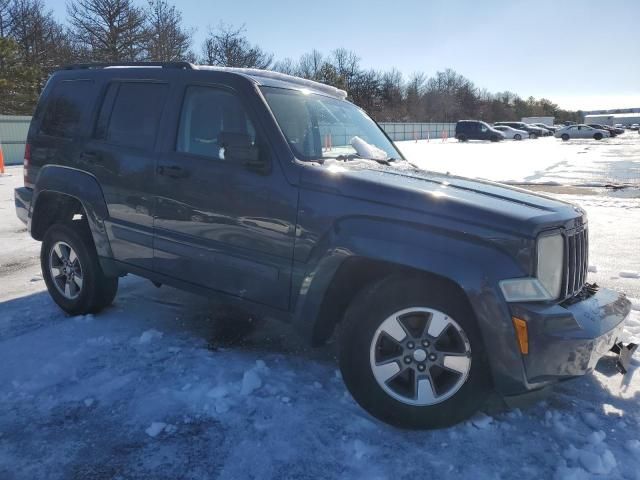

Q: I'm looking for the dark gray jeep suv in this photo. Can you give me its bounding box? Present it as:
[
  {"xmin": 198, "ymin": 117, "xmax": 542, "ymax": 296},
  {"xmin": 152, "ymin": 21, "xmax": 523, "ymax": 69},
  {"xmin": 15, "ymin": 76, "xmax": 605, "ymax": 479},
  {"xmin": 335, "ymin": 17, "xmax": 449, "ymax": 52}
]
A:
[{"xmin": 14, "ymin": 63, "xmax": 632, "ymax": 429}]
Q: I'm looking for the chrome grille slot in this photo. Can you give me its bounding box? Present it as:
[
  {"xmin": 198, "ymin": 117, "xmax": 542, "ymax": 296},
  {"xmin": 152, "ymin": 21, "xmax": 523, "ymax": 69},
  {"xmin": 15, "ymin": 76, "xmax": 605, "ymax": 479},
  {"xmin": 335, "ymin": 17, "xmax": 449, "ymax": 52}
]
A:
[{"xmin": 563, "ymin": 225, "xmax": 588, "ymax": 299}]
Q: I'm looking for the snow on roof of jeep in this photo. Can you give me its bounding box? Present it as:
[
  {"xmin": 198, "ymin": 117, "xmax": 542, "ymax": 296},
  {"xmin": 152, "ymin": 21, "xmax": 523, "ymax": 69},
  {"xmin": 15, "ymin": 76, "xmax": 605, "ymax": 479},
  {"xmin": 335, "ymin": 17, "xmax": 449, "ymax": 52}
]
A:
[{"xmin": 195, "ymin": 65, "xmax": 348, "ymax": 100}]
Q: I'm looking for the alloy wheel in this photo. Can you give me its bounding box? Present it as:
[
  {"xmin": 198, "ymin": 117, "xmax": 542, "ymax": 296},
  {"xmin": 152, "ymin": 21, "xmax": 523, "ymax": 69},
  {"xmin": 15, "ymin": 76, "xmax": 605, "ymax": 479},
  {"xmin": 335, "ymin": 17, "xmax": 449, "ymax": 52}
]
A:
[
  {"xmin": 369, "ymin": 307, "xmax": 471, "ymax": 406},
  {"xmin": 49, "ymin": 241, "xmax": 84, "ymax": 300}
]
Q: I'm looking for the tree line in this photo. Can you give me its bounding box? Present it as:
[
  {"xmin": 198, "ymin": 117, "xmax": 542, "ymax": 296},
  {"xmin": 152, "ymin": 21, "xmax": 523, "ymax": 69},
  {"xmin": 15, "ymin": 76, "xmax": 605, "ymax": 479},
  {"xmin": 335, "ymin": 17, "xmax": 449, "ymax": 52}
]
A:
[{"xmin": 0, "ymin": 0, "xmax": 582, "ymax": 123}]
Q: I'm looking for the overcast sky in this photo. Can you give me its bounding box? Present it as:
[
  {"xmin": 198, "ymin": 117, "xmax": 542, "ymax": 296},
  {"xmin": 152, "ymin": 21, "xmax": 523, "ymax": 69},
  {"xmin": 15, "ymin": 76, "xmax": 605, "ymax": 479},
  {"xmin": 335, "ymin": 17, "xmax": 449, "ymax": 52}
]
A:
[{"xmin": 47, "ymin": 0, "xmax": 640, "ymax": 110}]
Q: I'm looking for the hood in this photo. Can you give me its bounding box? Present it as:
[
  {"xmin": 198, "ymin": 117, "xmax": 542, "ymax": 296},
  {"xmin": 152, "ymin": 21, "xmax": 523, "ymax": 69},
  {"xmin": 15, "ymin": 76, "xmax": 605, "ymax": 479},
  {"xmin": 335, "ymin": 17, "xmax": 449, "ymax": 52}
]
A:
[{"xmin": 300, "ymin": 160, "xmax": 585, "ymax": 238}]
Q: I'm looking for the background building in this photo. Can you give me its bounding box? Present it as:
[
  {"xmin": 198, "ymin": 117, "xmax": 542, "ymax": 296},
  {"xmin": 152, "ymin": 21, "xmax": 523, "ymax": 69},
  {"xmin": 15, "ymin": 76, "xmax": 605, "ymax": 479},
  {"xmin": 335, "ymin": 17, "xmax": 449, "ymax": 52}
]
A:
[
  {"xmin": 583, "ymin": 112, "xmax": 640, "ymax": 126},
  {"xmin": 521, "ymin": 116, "xmax": 555, "ymax": 126},
  {"xmin": 0, "ymin": 116, "xmax": 30, "ymax": 166}
]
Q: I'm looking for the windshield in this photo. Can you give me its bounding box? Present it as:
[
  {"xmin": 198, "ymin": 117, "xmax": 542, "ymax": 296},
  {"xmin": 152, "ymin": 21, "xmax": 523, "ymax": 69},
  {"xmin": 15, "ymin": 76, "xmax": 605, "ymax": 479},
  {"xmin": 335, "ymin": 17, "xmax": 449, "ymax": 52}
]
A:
[{"xmin": 261, "ymin": 87, "xmax": 402, "ymax": 162}]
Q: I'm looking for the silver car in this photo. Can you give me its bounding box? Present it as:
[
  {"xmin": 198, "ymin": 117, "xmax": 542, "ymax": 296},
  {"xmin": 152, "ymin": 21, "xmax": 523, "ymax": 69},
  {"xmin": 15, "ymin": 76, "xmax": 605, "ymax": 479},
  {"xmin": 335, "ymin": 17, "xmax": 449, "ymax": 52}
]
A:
[{"xmin": 554, "ymin": 124, "xmax": 610, "ymax": 141}]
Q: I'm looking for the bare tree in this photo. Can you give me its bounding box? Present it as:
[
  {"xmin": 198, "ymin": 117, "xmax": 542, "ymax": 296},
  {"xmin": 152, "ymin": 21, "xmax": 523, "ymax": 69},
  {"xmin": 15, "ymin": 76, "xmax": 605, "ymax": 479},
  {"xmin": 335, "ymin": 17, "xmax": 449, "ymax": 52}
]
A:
[
  {"xmin": 0, "ymin": 36, "xmax": 41, "ymax": 113},
  {"xmin": 378, "ymin": 68, "xmax": 404, "ymax": 121},
  {"xmin": 405, "ymin": 72, "xmax": 425, "ymax": 120},
  {"xmin": 272, "ymin": 56, "xmax": 296, "ymax": 75},
  {"xmin": 201, "ymin": 24, "xmax": 272, "ymax": 69},
  {"xmin": 67, "ymin": 0, "xmax": 147, "ymax": 62},
  {"xmin": 4, "ymin": 0, "xmax": 73, "ymax": 76},
  {"xmin": 143, "ymin": 0, "xmax": 192, "ymax": 62},
  {"xmin": 349, "ymin": 68, "xmax": 380, "ymax": 114},
  {"xmin": 330, "ymin": 48, "xmax": 360, "ymax": 90},
  {"xmin": 0, "ymin": 0, "xmax": 12, "ymax": 37},
  {"xmin": 7, "ymin": 0, "xmax": 68, "ymax": 65},
  {"xmin": 297, "ymin": 49, "xmax": 325, "ymax": 80}
]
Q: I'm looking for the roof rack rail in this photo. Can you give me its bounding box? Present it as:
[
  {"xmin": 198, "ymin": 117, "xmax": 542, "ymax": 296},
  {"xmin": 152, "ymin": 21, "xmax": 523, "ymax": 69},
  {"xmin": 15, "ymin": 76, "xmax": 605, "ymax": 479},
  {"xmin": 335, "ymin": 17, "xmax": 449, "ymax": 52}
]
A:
[{"xmin": 62, "ymin": 62, "xmax": 194, "ymax": 70}]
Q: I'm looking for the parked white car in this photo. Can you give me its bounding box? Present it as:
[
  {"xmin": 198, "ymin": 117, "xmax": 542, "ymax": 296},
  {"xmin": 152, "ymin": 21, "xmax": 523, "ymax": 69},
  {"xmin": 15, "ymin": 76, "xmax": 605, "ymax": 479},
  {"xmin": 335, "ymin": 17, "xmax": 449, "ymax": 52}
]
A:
[
  {"xmin": 493, "ymin": 125, "xmax": 528, "ymax": 140},
  {"xmin": 630, "ymin": 123, "xmax": 639, "ymax": 131},
  {"xmin": 554, "ymin": 124, "xmax": 610, "ymax": 141}
]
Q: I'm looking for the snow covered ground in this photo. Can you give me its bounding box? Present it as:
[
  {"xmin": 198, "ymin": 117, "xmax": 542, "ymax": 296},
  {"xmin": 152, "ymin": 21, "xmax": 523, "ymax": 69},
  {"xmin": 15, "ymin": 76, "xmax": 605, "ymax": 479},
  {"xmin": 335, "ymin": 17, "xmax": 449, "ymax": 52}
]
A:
[{"xmin": 1, "ymin": 133, "xmax": 640, "ymax": 479}]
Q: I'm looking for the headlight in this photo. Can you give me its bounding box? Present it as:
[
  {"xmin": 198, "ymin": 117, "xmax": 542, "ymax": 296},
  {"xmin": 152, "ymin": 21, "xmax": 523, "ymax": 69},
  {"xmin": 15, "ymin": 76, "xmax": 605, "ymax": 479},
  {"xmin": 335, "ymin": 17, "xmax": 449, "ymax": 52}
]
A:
[
  {"xmin": 536, "ymin": 234, "xmax": 564, "ymax": 299},
  {"xmin": 500, "ymin": 233, "xmax": 564, "ymax": 302}
]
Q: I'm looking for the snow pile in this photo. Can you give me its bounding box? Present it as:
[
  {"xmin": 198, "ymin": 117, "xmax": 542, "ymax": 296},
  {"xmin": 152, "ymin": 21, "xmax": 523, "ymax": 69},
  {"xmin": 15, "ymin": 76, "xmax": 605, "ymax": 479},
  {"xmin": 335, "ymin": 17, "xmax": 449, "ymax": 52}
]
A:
[
  {"xmin": 470, "ymin": 412, "xmax": 494, "ymax": 429},
  {"xmin": 563, "ymin": 442, "xmax": 617, "ymax": 476},
  {"xmin": 240, "ymin": 360, "xmax": 268, "ymax": 395},
  {"xmin": 145, "ymin": 422, "xmax": 167, "ymax": 438},
  {"xmin": 138, "ymin": 329, "xmax": 163, "ymax": 344}
]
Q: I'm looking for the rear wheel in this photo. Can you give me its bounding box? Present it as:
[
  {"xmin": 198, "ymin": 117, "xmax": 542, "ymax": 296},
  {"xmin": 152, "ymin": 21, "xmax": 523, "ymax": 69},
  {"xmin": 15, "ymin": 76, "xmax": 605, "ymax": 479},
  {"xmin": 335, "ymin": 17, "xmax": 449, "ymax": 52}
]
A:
[
  {"xmin": 529, "ymin": 133, "xmax": 538, "ymax": 139},
  {"xmin": 41, "ymin": 223, "xmax": 118, "ymax": 316},
  {"xmin": 456, "ymin": 134, "xmax": 467, "ymax": 142},
  {"xmin": 594, "ymin": 133, "xmax": 603, "ymax": 140},
  {"xmin": 561, "ymin": 134, "xmax": 570, "ymax": 141},
  {"xmin": 514, "ymin": 134, "xmax": 522, "ymax": 141},
  {"xmin": 338, "ymin": 275, "xmax": 491, "ymax": 429}
]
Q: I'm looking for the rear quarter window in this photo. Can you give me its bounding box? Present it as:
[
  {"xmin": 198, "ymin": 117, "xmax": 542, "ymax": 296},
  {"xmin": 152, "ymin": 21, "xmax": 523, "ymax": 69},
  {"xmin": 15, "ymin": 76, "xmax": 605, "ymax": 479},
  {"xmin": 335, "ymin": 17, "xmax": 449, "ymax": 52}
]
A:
[{"xmin": 39, "ymin": 79, "xmax": 95, "ymax": 138}]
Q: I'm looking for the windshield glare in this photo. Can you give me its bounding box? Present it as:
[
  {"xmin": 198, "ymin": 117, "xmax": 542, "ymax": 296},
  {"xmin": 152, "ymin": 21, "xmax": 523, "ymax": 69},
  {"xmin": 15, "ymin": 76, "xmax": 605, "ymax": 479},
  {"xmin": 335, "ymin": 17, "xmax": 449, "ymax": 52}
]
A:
[{"xmin": 262, "ymin": 87, "xmax": 401, "ymax": 162}]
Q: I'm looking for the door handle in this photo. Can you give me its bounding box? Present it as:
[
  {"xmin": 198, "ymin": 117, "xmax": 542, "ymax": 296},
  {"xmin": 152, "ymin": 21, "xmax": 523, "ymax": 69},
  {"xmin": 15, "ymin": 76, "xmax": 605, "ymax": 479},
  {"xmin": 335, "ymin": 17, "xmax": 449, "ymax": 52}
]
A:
[{"xmin": 157, "ymin": 165, "xmax": 188, "ymax": 179}]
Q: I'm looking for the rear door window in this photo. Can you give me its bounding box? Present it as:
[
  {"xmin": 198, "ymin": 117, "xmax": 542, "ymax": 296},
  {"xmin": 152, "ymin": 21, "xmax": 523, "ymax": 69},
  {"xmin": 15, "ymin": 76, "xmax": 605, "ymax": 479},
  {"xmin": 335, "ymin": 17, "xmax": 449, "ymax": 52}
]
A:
[
  {"xmin": 96, "ymin": 82, "xmax": 169, "ymax": 150},
  {"xmin": 39, "ymin": 79, "xmax": 94, "ymax": 138}
]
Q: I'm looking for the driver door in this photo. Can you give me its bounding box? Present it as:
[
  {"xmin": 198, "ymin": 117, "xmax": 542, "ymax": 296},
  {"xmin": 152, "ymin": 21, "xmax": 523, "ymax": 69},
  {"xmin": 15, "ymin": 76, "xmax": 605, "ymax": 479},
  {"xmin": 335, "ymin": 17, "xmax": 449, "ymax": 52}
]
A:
[{"xmin": 153, "ymin": 83, "xmax": 298, "ymax": 310}]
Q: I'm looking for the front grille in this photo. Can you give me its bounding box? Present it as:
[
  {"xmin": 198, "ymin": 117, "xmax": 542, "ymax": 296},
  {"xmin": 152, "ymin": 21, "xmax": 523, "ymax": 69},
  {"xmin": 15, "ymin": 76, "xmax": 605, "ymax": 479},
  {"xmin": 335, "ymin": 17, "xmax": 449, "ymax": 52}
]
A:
[{"xmin": 563, "ymin": 225, "xmax": 588, "ymax": 298}]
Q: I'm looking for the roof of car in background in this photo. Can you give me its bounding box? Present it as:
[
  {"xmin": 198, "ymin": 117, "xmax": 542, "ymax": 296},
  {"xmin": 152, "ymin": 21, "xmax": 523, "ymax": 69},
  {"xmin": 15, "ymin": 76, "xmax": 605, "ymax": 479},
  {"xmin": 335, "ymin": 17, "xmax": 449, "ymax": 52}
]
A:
[{"xmin": 60, "ymin": 62, "xmax": 348, "ymax": 100}]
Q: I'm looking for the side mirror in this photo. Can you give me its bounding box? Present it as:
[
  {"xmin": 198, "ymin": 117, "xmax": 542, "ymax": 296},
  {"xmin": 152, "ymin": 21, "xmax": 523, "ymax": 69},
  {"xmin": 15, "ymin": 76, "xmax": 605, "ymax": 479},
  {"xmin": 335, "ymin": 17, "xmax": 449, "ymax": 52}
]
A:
[{"xmin": 218, "ymin": 131, "xmax": 270, "ymax": 174}]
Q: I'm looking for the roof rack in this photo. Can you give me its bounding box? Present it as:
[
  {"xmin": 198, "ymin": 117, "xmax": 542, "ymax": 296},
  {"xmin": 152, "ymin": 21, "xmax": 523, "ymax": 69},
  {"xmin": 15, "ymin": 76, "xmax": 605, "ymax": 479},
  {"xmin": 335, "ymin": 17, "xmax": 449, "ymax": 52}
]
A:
[{"xmin": 62, "ymin": 62, "xmax": 194, "ymax": 70}]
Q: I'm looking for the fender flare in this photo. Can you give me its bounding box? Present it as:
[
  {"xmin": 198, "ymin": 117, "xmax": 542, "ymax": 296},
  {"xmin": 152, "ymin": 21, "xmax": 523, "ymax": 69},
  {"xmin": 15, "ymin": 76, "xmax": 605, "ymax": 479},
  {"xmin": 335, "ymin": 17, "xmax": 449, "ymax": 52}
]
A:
[{"xmin": 31, "ymin": 165, "xmax": 114, "ymax": 261}]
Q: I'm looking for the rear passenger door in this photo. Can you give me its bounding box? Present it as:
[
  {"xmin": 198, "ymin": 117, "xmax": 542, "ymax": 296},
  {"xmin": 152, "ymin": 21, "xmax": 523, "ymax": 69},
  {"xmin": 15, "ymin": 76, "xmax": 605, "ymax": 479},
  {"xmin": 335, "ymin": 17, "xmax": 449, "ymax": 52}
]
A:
[
  {"xmin": 152, "ymin": 82, "xmax": 298, "ymax": 310},
  {"xmin": 82, "ymin": 80, "xmax": 169, "ymax": 270}
]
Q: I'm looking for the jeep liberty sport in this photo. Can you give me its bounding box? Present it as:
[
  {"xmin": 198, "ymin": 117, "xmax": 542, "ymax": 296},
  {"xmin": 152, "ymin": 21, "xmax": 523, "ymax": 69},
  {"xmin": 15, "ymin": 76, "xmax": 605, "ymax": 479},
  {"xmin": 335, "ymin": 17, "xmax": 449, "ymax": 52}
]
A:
[{"xmin": 15, "ymin": 63, "xmax": 633, "ymax": 429}]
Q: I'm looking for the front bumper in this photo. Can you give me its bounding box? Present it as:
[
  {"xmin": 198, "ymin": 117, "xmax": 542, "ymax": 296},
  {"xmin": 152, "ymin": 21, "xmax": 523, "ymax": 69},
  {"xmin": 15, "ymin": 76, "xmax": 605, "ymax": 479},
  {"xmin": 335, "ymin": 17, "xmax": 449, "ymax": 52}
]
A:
[
  {"xmin": 14, "ymin": 186, "xmax": 32, "ymax": 226},
  {"xmin": 510, "ymin": 287, "xmax": 631, "ymax": 386}
]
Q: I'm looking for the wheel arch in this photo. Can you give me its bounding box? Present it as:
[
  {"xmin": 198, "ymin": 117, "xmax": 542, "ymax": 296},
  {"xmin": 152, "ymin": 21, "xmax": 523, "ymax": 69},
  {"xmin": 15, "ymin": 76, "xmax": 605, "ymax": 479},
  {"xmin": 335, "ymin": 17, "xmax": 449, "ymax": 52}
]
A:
[
  {"xmin": 303, "ymin": 256, "xmax": 476, "ymax": 347},
  {"xmin": 30, "ymin": 165, "xmax": 115, "ymax": 264}
]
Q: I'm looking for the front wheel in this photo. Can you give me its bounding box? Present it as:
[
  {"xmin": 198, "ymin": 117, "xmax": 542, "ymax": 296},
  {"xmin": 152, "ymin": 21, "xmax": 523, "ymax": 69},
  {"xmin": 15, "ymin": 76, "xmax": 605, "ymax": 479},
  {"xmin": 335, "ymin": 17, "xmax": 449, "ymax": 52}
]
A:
[
  {"xmin": 594, "ymin": 133, "xmax": 603, "ymax": 140},
  {"xmin": 41, "ymin": 223, "xmax": 118, "ymax": 316},
  {"xmin": 338, "ymin": 275, "xmax": 491, "ymax": 429},
  {"xmin": 514, "ymin": 134, "xmax": 522, "ymax": 141}
]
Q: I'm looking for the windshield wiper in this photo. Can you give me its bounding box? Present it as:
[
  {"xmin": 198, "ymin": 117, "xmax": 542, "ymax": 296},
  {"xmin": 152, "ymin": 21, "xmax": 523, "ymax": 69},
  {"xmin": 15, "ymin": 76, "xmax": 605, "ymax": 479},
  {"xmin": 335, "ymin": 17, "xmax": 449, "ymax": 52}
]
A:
[{"xmin": 321, "ymin": 153, "xmax": 392, "ymax": 165}]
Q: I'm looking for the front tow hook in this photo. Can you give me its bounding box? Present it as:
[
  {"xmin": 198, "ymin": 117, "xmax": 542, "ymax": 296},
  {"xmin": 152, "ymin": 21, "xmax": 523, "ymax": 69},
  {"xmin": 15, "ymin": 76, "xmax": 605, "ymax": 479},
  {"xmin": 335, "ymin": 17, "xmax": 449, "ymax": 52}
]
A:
[{"xmin": 610, "ymin": 342, "xmax": 638, "ymax": 374}]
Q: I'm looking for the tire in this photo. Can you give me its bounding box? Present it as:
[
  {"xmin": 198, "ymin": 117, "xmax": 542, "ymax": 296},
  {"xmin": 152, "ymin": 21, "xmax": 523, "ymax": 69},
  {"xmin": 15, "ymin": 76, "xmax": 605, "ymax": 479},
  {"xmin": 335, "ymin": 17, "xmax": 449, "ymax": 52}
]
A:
[
  {"xmin": 594, "ymin": 133, "xmax": 603, "ymax": 140},
  {"xmin": 338, "ymin": 275, "xmax": 491, "ymax": 429},
  {"xmin": 514, "ymin": 134, "xmax": 522, "ymax": 141},
  {"xmin": 490, "ymin": 135, "xmax": 498, "ymax": 142},
  {"xmin": 456, "ymin": 134, "xmax": 467, "ymax": 142},
  {"xmin": 561, "ymin": 134, "xmax": 569, "ymax": 141},
  {"xmin": 529, "ymin": 133, "xmax": 538, "ymax": 139},
  {"xmin": 41, "ymin": 222, "xmax": 118, "ymax": 316}
]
